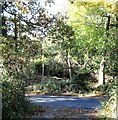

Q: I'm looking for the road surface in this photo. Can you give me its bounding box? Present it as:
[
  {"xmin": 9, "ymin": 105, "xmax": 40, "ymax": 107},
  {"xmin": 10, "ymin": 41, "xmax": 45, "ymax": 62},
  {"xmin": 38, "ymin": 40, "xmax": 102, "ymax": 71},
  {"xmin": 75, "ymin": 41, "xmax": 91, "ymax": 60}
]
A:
[{"xmin": 26, "ymin": 95, "xmax": 106, "ymax": 109}]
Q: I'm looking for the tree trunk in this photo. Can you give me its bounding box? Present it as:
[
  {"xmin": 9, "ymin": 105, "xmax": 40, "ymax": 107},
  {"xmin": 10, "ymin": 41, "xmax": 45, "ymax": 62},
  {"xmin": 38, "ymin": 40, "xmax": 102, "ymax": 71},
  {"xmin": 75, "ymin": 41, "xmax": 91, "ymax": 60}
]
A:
[
  {"xmin": 98, "ymin": 57, "xmax": 105, "ymax": 86},
  {"xmin": 41, "ymin": 38, "xmax": 44, "ymax": 81},
  {"xmin": 14, "ymin": 15, "xmax": 18, "ymax": 52},
  {"xmin": 67, "ymin": 50, "xmax": 72, "ymax": 80},
  {"xmin": 98, "ymin": 15, "xmax": 110, "ymax": 86}
]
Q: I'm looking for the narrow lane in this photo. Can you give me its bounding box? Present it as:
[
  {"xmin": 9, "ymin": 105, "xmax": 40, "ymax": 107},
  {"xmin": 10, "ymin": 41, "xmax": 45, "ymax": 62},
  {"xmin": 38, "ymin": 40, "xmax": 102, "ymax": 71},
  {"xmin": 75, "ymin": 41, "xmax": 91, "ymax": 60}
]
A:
[{"xmin": 26, "ymin": 95, "xmax": 106, "ymax": 109}]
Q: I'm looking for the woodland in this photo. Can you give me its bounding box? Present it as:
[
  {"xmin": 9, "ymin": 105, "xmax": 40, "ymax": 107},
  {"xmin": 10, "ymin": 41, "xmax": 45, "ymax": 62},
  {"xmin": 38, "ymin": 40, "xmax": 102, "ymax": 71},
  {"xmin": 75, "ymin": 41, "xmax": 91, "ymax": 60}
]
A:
[{"xmin": 1, "ymin": 0, "xmax": 118, "ymax": 119}]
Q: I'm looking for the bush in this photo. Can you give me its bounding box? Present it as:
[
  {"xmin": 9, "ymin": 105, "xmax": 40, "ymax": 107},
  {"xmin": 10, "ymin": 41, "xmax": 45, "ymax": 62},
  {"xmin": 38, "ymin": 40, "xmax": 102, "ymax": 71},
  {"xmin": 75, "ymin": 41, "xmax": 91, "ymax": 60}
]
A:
[
  {"xmin": 26, "ymin": 77, "xmax": 91, "ymax": 94},
  {"xmin": 69, "ymin": 84, "xmax": 81, "ymax": 93},
  {"xmin": 99, "ymin": 79, "xmax": 117, "ymax": 118},
  {"xmin": 1, "ymin": 37, "xmax": 40, "ymax": 119},
  {"xmin": 42, "ymin": 79, "xmax": 61, "ymax": 93},
  {"xmin": 96, "ymin": 84, "xmax": 109, "ymax": 93},
  {"xmin": 70, "ymin": 73, "xmax": 91, "ymax": 93},
  {"xmin": 2, "ymin": 79, "xmax": 29, "ymax": 119},
  {"xmin": 1, "ymin": 57, "xmax": 40, "ymax": 119}
]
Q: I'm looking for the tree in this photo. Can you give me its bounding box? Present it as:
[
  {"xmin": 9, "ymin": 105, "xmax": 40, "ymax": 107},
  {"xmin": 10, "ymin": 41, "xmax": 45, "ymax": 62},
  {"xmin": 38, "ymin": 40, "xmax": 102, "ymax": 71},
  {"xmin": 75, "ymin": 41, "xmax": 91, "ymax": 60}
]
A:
[
  {"xmin": 1, "ymin": 1, "xmax": 54, "ymax": 81},
  {"xmin": 67, "ymin": 0, "xmax": 118, "ymax": 86},
  {"xmin": 49, "ymin": 14, "xmax": 76, "ymax": 80}
]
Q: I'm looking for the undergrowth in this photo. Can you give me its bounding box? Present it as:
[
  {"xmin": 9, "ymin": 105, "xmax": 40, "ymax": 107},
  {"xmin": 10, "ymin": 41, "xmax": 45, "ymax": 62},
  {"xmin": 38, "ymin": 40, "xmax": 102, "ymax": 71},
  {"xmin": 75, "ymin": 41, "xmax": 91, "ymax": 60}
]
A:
[
  {"xmin": 98, "ymin": 78, "xmax": 117, "ymax": 119},
  {"xmin": 26, "ymin": 77, "xmax": 93, "ymax": 94}
]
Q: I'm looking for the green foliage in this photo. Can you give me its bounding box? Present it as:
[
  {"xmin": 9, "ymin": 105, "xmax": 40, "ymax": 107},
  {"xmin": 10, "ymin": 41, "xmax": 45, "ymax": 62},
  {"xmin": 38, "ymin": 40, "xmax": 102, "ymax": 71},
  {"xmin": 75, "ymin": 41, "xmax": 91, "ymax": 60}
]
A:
[
  {"xmin": 43, "ymin": 79, "xmax": 61, "ymax": 93},
  {"xmin": 1, "ymin": 63, "xmax": 36, "ymax": 119},
  {"xmin": 70, "ymin": 72, "xmax": 92, "ymax": 93},
  {"xmin": 26, "ymin": 74, "xmax": 92, "ymax": 94},
  {"xmin": 47, "ymin": 61, "xmax": 68, "ymax": 77},
  {"xmin": 2, "ymin": 79, "xmax": 28, "ymax": 119},
  {"xmin": 96, "ymin": 84, "xmax": 109, "ymax": 93},
  {"xmin": 34, "ymin": 58, "xmax": 68, "ymax": 78},
  {"xmin": 1, "ymin": 36, "xmax": 38, "ymax": 80},
  {"xmin": 27, "ymin": 79, "xmax": 66, "ymax": 94},
  {"xmin": 1, "ymin": 37, "xmax": 36, "ymax": 119},
  {"xmin": 99, "ymin": 79, "xmax": 117, "ymax": 118}
]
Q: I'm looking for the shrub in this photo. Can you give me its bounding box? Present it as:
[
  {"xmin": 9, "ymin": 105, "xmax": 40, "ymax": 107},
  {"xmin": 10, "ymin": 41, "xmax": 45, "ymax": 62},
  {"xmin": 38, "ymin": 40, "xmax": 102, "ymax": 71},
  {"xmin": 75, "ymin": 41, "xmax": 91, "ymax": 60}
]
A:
[
  {"xmin": 26, "ymin": 77, "xmax": 91, "ymax": 94},
  {"xmin": 43, "ymin": 79, "xmax": 61, "ymax": 93},
  {"xmin": 2, "ymin": 79, "xmax": 30, "ymax": 119},
  {"xmin": 69, "ymin": 84, "xmax": 81, "ymax": 93},
  {"xmin": 70, "ymin": 74, "xmax": 91, "ymax": 93},
  {"xmin": 96, "ymin": 84, "xmax": 109, "ymax": 93},
  {"xmin": 98, "ymin": 79, "xmax": 117, "ymax": 118},
  {"xmin": 1, "ymin": 65, "xmax": 33, "ymax": 120}
]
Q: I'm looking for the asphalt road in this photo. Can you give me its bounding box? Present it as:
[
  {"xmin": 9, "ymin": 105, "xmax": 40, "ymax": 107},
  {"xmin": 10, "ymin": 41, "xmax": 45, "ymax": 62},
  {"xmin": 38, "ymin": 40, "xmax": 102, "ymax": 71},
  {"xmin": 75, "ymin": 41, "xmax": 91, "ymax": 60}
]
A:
[{"xmin": 26, "ymin": 95, "xmax": 106, "ymax": 109}]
